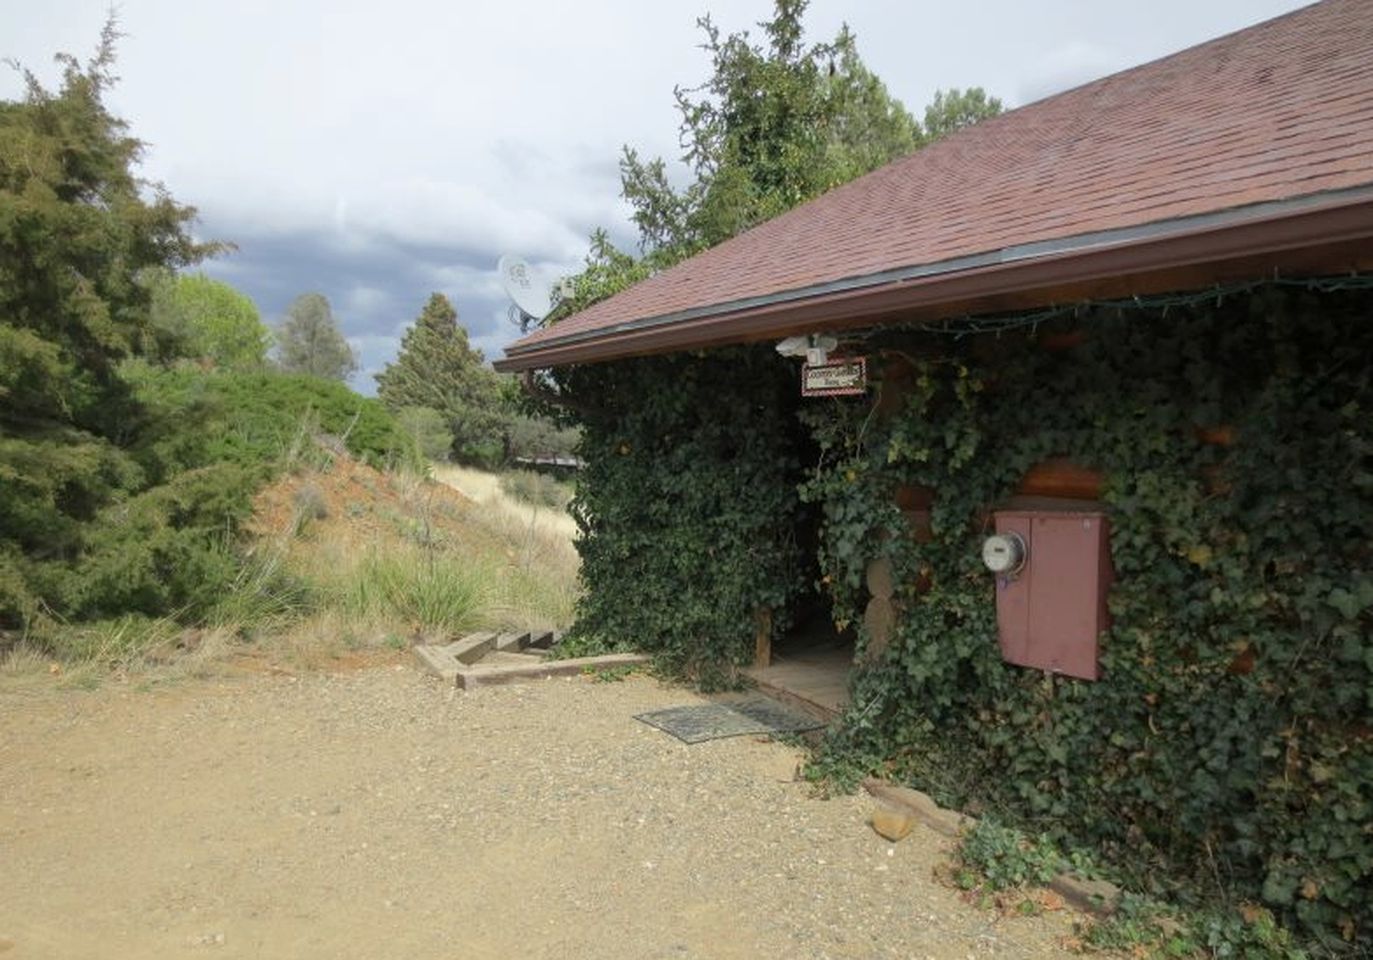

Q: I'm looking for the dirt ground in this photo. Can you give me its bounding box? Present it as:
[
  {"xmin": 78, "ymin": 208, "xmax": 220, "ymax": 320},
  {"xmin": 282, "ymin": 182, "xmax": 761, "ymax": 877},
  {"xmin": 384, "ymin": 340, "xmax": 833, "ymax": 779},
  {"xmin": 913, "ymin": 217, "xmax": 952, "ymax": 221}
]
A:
[{"xmin": 0, "ymin": 661, "xmax": 1078, "ymax": 959}]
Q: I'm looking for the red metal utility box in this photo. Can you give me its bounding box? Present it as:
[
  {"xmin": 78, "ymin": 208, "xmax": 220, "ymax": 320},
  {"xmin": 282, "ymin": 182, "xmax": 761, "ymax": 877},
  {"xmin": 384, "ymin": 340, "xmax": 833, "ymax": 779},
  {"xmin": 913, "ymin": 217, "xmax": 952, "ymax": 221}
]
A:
[{"xmin": 991, "ymin": 510, "xmax": 1111, "ymax": 680}]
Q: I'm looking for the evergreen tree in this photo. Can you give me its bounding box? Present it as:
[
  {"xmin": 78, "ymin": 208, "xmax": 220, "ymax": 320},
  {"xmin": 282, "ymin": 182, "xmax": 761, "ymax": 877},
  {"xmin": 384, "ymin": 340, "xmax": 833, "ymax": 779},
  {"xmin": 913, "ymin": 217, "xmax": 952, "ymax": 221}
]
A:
[
  {"xmin": 0, "ymin": 23, "xmax": 210, "ymax": 626},
  {"xmin": 375, "ymin": 293, "xmax": 504, "ymax": 462},
  {"xmin": 275, "ymin": 293, "xmax": 357, "ymax": 381}
]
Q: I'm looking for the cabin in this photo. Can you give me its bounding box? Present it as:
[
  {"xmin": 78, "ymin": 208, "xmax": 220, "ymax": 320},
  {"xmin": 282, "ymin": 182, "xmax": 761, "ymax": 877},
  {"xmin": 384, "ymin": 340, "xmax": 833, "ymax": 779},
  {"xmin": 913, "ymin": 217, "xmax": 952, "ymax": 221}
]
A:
[
  {"xmin": 498, "ymin": 0, "xmax": 1372, "ymax": 696},
  {"xmin": 496, "ymin": 1, "xmax": 1373, "ymax": 942}
]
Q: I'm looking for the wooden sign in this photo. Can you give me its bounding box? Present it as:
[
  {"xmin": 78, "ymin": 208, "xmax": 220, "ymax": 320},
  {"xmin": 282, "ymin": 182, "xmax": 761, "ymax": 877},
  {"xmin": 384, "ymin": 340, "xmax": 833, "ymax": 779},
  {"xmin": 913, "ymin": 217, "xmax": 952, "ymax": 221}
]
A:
[{"xmin": 802, "ymin": 357, "xmax": 867, "ymax": 397}]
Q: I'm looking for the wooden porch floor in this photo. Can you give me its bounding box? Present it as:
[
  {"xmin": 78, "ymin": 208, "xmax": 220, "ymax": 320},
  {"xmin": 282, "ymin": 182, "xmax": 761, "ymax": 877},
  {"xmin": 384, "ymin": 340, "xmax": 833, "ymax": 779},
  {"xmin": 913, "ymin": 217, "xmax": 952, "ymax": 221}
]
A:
[{"xmin": 744, "ymin": 642, "xmax": 852, "ymax": 723}]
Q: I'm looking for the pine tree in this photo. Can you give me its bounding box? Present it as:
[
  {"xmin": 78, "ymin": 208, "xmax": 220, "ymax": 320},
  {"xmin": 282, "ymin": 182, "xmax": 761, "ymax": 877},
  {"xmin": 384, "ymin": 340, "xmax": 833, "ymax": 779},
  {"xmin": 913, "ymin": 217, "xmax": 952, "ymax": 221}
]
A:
[
  {"xmin": 276, "ymin": 293, "xmax": 358, "ymax": 381},
  {"xmin": 0, "ymin": 23, "xmax": 210, "ymax": 627},
  {"xmin": 374, "ymin": 293, "xmax": 504, "ymax": 461}
]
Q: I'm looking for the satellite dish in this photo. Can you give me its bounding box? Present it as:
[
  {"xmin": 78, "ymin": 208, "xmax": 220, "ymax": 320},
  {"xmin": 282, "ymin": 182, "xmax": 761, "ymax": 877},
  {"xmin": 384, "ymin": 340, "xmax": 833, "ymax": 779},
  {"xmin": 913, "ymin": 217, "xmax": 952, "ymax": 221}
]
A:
[{"xmin": 498, "ymin": 255, "xmax": 554, "ymax": 333}]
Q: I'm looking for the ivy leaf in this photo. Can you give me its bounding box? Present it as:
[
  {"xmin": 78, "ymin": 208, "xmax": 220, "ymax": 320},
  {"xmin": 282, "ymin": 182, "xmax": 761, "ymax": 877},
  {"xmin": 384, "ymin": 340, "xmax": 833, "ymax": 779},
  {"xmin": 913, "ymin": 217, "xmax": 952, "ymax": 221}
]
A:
[{"xmin": 1327, "ymin": 580, "xmax": 1373, "ymax": 620}]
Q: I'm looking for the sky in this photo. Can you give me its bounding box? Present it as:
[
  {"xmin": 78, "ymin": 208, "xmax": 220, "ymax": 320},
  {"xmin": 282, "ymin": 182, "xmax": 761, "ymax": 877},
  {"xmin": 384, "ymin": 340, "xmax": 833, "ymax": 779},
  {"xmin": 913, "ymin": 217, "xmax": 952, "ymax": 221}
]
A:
[{"xmin": 3, "ymin": 0, "xmax": 1311, "ymax": 393}]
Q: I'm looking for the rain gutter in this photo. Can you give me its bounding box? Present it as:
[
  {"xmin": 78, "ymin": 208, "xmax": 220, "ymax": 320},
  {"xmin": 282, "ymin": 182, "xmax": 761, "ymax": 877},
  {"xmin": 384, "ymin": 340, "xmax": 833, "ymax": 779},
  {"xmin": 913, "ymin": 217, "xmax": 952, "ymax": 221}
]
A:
[{"xmin": 493, "ymin": 184, "xmax": 1373, "ymax": 372}]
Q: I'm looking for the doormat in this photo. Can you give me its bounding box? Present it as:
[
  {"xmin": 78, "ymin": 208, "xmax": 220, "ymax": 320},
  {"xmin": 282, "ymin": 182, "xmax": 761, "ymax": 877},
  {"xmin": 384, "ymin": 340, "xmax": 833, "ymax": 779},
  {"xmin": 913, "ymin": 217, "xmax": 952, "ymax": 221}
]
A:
[{"xmin": 634, "ymin": 697, "xmax": 825, "ymax": 744}]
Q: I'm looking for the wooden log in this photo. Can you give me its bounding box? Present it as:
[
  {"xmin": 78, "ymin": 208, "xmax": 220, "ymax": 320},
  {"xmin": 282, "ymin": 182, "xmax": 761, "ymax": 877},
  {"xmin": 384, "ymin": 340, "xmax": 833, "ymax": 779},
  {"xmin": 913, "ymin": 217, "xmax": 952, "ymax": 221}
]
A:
[
  {"xmin": 862, "ymin": 596, "xmax": 895, "ymax": 663},
  {"xmin": 753, "ymin": 607, "xmax": 773, "ymax": 669},
  {"xmin": 866, "ymin": 557, "xmax": 894, "ymax": 600},
  {"xmin": 1039, "ymin": 330, "xmax": 1087, "ymax": 351},
  {"xmin": 901, "ymin": 509, "xmax": 933, "ymax": 543},
  {"xmin": 875, "ymin": 356, "xmax": 915, "ymax": 417}
]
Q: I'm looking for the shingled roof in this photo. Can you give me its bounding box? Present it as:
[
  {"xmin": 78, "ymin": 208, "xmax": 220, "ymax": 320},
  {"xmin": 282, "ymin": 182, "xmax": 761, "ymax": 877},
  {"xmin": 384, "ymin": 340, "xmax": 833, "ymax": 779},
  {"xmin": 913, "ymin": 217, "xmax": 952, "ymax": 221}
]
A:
[{"xmin": 496, "ymin": 0, "xmax": 1373, "ymax": 372}]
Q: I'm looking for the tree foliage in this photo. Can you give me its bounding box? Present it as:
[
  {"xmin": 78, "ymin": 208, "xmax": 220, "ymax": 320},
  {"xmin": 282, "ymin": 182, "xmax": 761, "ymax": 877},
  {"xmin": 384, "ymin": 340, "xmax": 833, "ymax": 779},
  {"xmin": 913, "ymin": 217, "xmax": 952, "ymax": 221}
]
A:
[
  {"xmin": 275, "ymin": 292, "xmax": 358, "ymax": 381},
  {"xmin": 147, "ymin": 270, "xmax": 271, "ymax": 369},
  {"xmin": 374, "ymin": 292, "xmax": 506, "ymax": 462},
  {"xmin": 552, "ymin": 0, "xmax": 1001, "ymax": 319},
  {"xmin": 0, "ymin": 27, "xmax": 416, "ymax": 637},
  {"xmin": 395, "ymin": 406, "xmax": 454, "ymax": 462},
  {"xmin": 921, "ymin": 86, "xmax": 1003, "ymax": 140},
  {"xmin": 0, "ymin": 23, "xmax": 212, "ymax": 628}
]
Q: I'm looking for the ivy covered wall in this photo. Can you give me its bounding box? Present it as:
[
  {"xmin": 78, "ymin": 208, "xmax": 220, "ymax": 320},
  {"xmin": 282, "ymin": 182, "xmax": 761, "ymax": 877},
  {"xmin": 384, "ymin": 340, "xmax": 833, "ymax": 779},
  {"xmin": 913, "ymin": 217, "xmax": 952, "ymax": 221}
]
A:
[
  {"xmin": 554, "ymin": 284, "xmax": 1371, "ymax": 947},
  {"xmin": 556, "ymin": 347, "xmax": 809, "ymax": 684},
  {"xmin": 803, "ymin": 285, "xmax": 1373, "ymax": 948}
]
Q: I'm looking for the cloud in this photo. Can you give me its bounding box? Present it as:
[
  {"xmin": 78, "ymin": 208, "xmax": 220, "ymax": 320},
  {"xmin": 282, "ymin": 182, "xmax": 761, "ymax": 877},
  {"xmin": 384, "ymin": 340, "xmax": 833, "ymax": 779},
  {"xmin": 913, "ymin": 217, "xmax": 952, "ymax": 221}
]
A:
[
  {"xmin": 7, "ymin": 0, "xmax": 1311, "ymax": 387},
  {"xmin": 1017, "ymin": 41, "xmax": 1128, "ymax": 104}
]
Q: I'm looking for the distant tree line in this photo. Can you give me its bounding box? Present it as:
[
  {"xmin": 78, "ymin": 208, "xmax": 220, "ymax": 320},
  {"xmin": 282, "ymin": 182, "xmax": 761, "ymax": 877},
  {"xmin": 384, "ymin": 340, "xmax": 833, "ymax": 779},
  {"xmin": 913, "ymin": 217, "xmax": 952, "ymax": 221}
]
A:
[{"xmin": 0, "ymin": 25, "xmax": 570, "ymax": 641}]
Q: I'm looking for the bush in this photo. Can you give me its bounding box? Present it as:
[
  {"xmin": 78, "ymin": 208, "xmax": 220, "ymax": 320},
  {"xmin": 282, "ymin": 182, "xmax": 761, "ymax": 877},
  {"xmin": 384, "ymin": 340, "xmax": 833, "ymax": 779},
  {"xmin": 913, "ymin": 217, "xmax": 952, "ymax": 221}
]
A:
[
  {"xmin": 396, "ymin": 406, "xmax": 454, "ymax": 462},
  {"xmin": 331, "ymin": 549, "xmax": 486, "ymax": 634},
  {"xmin": 64, "ymin": 463, "xmax": 260, "ymax": 621},
  {"xmin": 499, "ymin": 470, "xmax": 572, "ymax": 510},
  {"xmin": 3, "ymin": 363, "xmax": 421, "ymax": 634},
  {"xmin": 123, "ymin": 362, "xmax": 421, "ymax": 476}
]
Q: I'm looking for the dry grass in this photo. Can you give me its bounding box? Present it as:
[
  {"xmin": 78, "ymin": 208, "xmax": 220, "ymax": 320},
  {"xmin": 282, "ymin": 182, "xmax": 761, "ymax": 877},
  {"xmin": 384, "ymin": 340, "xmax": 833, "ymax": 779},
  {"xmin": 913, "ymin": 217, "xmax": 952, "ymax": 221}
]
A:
[{"xmin": 431, "ymin": 463, "xmax": 579, "ymax": 543}]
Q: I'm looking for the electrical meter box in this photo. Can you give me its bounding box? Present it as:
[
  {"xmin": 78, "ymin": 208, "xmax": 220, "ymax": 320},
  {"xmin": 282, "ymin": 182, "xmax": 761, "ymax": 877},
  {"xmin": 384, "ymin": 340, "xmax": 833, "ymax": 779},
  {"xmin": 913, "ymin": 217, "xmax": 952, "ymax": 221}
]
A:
[{"xmin": 991, "ymin": 510, "xmax": 1111, "ymax": 680}]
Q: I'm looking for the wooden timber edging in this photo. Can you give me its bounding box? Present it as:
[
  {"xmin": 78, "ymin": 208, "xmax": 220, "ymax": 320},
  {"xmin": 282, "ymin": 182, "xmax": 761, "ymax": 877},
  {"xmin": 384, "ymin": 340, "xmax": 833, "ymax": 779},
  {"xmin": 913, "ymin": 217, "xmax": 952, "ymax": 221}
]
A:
[
  {"xmin": 414, "ymin": 632, "xmax": 649, "ymax": 689},
  {"xmin": 862, "ymin": 778, "xmax": 1122, "ymax": 916},
  {"xmin": 456, "ymin": 653, "xmax": 649, "ymax": 689}
]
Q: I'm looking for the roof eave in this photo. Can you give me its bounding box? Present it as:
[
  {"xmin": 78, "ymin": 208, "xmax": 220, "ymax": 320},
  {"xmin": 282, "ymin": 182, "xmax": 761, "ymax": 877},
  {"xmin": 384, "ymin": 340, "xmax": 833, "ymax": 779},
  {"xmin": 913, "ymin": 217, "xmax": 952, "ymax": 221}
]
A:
[{"xmin": 494, "ymin": 188, "xmax": 1373, "ymax": 373}]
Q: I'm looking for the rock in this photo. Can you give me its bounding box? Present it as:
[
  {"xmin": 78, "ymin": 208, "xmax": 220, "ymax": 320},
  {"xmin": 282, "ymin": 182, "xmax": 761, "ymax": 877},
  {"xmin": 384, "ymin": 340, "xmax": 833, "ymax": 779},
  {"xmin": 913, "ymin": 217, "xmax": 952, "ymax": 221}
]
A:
[{"xmin": 871, "ymin": 804, "xmax": 916, "ymax": 841}]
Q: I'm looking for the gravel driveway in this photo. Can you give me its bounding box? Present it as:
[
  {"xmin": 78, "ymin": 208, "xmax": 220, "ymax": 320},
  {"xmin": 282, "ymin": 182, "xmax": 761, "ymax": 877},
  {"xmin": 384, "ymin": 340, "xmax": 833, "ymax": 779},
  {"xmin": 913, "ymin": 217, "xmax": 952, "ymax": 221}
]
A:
[{"xmin": 0, "ymin": 659, "xmax": 1076, "ymax": 959}]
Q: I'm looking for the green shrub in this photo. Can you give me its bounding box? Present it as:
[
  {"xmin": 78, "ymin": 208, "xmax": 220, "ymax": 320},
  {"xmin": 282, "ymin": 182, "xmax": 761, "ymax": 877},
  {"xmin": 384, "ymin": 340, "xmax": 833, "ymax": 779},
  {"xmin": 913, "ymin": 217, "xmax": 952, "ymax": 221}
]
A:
[
  {"xmin": 957, "ymin": 817, "xmax": 1066, "ymax": 891},
  {"xmin": 65, "ymin": 463, "xmax": 260, "ymax": 621},
  {"xmin": 207, "ymin": 548, "xmax": 313, "ymax": 636},
  {"xmin": 124, "ymin": 363, "xmax": 421, "ymax": 474},
  {"xmin": 499, "ymin": 470, "xmax": 572, "ymax": 510},
  {"xmin": 3, "ymin": 363, "xmax": 420, "ymax": 634},
  {"xmin": 396, "ymin": 406, "xmax": 454, "ymax": 462},
  {"xmin": 331, "ymin": 550, "xmax": 486, "ymax": 634}
]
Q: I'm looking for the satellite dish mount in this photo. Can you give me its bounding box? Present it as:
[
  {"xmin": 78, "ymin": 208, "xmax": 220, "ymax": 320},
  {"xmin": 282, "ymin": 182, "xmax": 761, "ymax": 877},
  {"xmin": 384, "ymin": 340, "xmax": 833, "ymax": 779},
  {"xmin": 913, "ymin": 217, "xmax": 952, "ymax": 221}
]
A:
[{"xmin": 498, "ymin": 255, "xmax": 555, "ymax": 333}]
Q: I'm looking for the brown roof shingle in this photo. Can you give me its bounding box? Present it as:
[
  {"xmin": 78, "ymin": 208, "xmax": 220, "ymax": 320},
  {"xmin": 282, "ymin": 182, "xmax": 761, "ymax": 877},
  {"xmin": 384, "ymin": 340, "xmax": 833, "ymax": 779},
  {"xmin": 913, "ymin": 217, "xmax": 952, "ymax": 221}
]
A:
[{"xmin": 499, "ymin": 0, "xmax": 1373, "ymax": 370}]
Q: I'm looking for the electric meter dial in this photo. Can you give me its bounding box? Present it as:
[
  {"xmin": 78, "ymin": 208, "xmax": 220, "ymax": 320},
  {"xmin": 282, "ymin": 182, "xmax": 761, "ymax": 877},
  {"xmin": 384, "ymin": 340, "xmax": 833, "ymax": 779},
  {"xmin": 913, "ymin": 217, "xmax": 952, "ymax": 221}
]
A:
[{"xmin": 981, "ymin": 532, "xmax": 1027, "ymax": 576}]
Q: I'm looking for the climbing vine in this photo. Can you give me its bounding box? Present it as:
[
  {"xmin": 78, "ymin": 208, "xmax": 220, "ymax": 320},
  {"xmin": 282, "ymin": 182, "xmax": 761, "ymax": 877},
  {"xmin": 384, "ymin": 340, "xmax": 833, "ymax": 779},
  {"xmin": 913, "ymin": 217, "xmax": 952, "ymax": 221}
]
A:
[
  {"xmin": 554, "ymin": 347, "xmax": 808, "ymax": 685},
  {"xmin": 548, "ymin": 284, "xmax": 1370, "ymax": 949},
  {"xmin": 801, "ymin": 285, "xmax": 1373, "ymax": 950}
]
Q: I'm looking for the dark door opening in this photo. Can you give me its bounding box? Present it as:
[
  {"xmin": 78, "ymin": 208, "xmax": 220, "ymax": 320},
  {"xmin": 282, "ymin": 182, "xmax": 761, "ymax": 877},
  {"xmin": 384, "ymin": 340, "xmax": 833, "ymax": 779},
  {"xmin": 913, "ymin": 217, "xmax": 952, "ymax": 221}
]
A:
[{"xmin": 746, "ymin": 475, "xmax": 854, "ymax": 720}]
